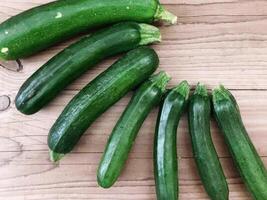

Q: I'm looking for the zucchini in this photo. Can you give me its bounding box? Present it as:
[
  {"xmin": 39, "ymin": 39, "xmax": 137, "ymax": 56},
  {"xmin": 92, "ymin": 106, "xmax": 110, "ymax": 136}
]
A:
[
  {"xmin": 48, "ymin": 47, "xmax": 159, "ymax": 161},
  {"xmin": 154, "ymin": 81, "xmax": 190, "ymax": 200},
  {"xmin": 98, "ymin": 71, "xmax": 170, "ymax": 188},
  {"xmin": 212, "ymin": 85, "xmax": 267, "ymax": 200},
  {"xmin": 188, "ymin": 83, "xmax": 228, "ymax": 200},
  {"xmin": 15, "ymin": 22, "xmax": 161, "ymax": 115},
  {"xmin": 0, "ymin": 0, "xmax": 177, "ymax": 60}
]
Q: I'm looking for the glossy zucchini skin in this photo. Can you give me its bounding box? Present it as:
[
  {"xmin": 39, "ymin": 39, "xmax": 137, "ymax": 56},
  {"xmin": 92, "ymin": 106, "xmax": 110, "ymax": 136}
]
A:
[
  {"xmin": 15, "ymin": 22, "xmax": 161, "ymax": 115},
  {"xmin": 154, "ymin": 81, "xmax": 190, "ymax": 200},
  {"xmin": 0, "ymin": 0, "xmax": 176, "ymax": 60},
  {"xmin": 212, "ymin": 85, "xmax": 267, "ymax": 200},
  {"xmin": 188, "ymin": 84, "xmax": 229, "ymax": 200},
  {"xmin": 48, "ymin": 47, "xmax": 159, "ymax": 157},
  {"xmin": 97, "ymin": 71, "xmax": 170, "ymax": 189}
]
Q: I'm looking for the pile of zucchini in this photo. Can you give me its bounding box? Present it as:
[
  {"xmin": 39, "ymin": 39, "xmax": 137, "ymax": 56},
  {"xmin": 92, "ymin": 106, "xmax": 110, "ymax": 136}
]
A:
[
  {"xmin": 1, "ymin": 0, "xmax": 267, "ymax": 199},
  {"xmin": 155, "ymin": 83, "xmax": 267, "ymax": 200}
]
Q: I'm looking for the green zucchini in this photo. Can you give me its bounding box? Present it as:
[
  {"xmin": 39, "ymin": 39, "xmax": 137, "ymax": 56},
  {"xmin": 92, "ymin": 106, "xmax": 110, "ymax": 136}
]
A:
[
  {"xmin": 48, "ymin": 47, "xmax": 159, "ymax": 161},
  {"xmin": 154, "ymin": 81, "xmax": 190, "ymax": 200},
  {"xmin": 0, "ymin": 0, "xmax": 177, "ymax": 60},
  {"xmin": 188, "ymin": 83, "xmax": 228, "ymax": 200},
  {"xmin": 15, "ymin": 22, "xmax": 161, "ymax": 115},
  {"xmin": 212, "ymin": 85, "xmax": 267, "ymax": 200},
  {"xmin": 98, "ymin": 71, "xmax": 170, "ymax": 188}
]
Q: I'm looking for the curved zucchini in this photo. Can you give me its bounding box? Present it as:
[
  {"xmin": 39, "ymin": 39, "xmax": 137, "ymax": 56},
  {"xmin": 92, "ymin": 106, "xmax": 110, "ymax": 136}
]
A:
[
  {"xmin": 188, "ymin": 83, "xmax": 229, "ymax": 200},
  {"xmin": 15, "ymin": 22, "xmax": 161, "ymax": 115},
  {"xmin": 212, "ymin": 85, "xmax": 267, "ymax": 200},
  {"xmin": 154, "ymin": 81, "xmax": 190, "ymax": 200},
  {"xmin": 48, "ymin": 47, "xmax": 159, "ymax": 161},
  {"xmin": 0, "ymin": 0, "xmax": 177, "ymax": 60},
  {"xmin": 98, "ymin": 71, "xmax": 170, "ymax": 188}
]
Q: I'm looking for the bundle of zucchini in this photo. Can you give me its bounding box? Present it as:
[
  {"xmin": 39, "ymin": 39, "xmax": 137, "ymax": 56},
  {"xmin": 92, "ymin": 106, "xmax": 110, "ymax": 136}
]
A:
[{"xmin": 1, "ymin": 0, "xmax": 267, "ymax": 199}]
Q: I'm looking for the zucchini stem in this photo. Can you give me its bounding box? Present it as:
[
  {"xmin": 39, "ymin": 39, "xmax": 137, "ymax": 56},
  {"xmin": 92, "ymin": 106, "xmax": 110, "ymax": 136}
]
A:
[
  {"xmin": 150, "ymin": 71, "xmax": 171, "ymax": 92},
  {"xmin": 212, "ymin": 85, "xmax": 239, "ymax": 111},
  {"xmin": 194, "ymin": 83, "xmax": 208, "ymax": 97},
  {"xmin": 173, "ymin": 80, "xmax": 190, "ymax": 100},
  {"xmin": 154, "ymin": 5, "xmax": 177, "ymax": 25},
  {"xmin": 49, "ymin": 150, "xmax": 65, "ymax": 163},
  {"xmin": 138, "ymin": 24, "xmax": 161, "ymax": 45},
  {"xmin": 212, "ymin": 85, "xmax": 230, "ymax": 103}
]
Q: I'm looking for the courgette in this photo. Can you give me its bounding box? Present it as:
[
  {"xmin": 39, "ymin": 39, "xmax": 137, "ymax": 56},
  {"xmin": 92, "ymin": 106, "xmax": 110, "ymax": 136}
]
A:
[
  {"xmin": 48, "ymin": 47, "xmax": 159, "ymax": 161},
  {"xmin": 154, "ymin": 81, "xmax": 190, "ymax": 200},
  {"xmin": 188, "ymin": 83, "xmax": 228, "ymax": 200},
  {"xmin": 212, "ymin": 85, "xmax": 267, "ymax": 200},
  {"xmin": 0, "ymin": 0, "xmax": 177, "ymax": 60},
  {"xmin": 98, "ymin": 71, "xmax": 170, "ymax": 188},
  {"xmin": 15, "ymin": 22, "xmax": 161, "ymax": 115}
]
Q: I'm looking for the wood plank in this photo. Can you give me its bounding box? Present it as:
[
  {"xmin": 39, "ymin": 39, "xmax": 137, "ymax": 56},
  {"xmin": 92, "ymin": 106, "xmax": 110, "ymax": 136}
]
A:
[
  {"xmin": 1, "ymin": 90, "xmax": 267, "ymax": 156},
  {"xmin": 0, "ymin": 157, "xmax": 257, "ymax": 200},
  {"xmin": 0, "ymin": 90, "xmax": 266, "ymax": 199},
  {"xmin": 2, "ymin": 1, "xmax": 267, "ymax": 91}
]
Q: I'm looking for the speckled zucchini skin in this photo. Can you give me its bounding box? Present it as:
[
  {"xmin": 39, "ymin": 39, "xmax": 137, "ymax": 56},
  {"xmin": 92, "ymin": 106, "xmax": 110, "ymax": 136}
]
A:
[
  {"xmin": 212, "ymin": 85, "xmax": 267, "ymax": 200},
  {"xmin": 189, "ymin": 84, "xmax": 229, "ymax": 200},
  {"xmin": 154, "ymin": 81, "xmax": 190, "ymax": 200},
  {"xmin": 48, "ymin": 47, "xmax": 159, "ymax": 155},
  {"xmin": 97, "ymin": 71, "xmax": 170, "ymax": 189}
]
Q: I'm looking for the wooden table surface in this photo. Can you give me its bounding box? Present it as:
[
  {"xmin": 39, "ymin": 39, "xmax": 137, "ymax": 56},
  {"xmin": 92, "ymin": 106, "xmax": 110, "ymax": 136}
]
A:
[{"xmin": 1, "ymin": 0, "xmax": 267, "ymax": 199}]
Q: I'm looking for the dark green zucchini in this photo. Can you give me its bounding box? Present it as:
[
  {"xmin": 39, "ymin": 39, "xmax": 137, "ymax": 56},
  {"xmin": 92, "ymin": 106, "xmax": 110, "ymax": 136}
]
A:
[
  {"xmin": 212, "ymin": 85, "xmax": 267, "ymax": 200},
  {"xmin": 98, "ymin": 71, "xmax": 170, "ymax": 188},
  {"xmin": 154, "ymin": 81, "xmax": 190, "ymax": 200},
  {"xmin": 48, "ymin": 47, "xmax": 159, "ymax": 161},
  {"xmin": 15, "ymin": 22, "xmax": 161, "ymax": 115},
  {"xmin": 0, "ymin": 0, "xmax": 177, "ymax": 60},
  {"xmin": 188, "ymin": 83, "xmax": 228, "ymax": 200}
]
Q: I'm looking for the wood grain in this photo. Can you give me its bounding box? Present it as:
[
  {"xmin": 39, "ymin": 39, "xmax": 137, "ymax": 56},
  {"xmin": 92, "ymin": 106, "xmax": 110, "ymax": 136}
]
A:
[{"xmin": 1, "ymin": 0, "xmax": 267, "ymax": 199}]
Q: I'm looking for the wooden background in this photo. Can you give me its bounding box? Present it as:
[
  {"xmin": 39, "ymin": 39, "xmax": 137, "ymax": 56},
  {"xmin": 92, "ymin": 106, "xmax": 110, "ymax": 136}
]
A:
[{"xmin": 1, "ymin": 0, "xmax": 267, "ymax": 199}]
